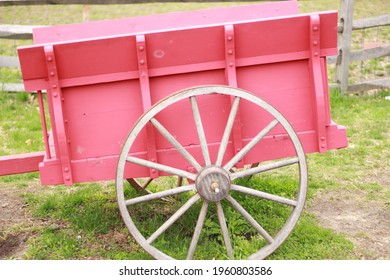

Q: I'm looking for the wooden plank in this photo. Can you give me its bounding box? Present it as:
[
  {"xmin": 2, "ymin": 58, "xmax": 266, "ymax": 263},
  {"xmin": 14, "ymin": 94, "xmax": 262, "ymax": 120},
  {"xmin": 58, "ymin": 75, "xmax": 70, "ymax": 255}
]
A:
[
  {"xmin": 0, "ymin": 0, "xmax": 260, "ymax": 6},
  {"xmin": 32, "ymin": 1, "xmax": 299, "ymax": 44},
  {"xmin": 0, "ymin": 55, "xmax": 20, "ymax": 67},
  {"xmin": 350, "ymin": 44, "xmax": 390, "ymax": 62},
  {"xmin": 1, "ymin": 83, "xmax": 25, "ymax": 92},
  {"xmin": 353, "ymin": 14, "xmax": 390, "ymax": 30},
  {"xmin": 347, "ymin": 77, "xmax": 390, "ymax": 92},
  {"xmin": 17, "ymin": 12, "xmax": 337, "ymax": 92},
  {"xmin": 335, "ymin": 0, "xmax": 354, "ymax": 94},
  {"xmin": 0, "ymin": 151, "xmax": 44, "ymax": 176},
  {"xmin": 0, "ymin": 24, "xmax": 40, "ymax": 39}
]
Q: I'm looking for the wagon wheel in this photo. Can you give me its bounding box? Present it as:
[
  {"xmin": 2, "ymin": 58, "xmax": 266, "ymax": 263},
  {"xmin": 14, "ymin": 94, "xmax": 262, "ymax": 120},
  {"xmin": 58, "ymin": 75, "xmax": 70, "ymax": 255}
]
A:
[{"xmin": 116, "ymin": 85, "xmax": 307, "ymax": 260}]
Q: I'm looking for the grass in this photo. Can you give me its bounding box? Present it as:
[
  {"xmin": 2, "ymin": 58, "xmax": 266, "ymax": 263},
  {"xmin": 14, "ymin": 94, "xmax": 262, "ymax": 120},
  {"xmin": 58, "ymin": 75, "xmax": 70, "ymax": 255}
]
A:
[
  {"xmin": 308, "ymin": 90, "xmax": 390, "ymax": 188},
  {"xmin": 1, "ymin": 1, "xmax": 390, "ymax": 260},
  {"xmin": 0, "ymin": 92, "xmax": 44, "ymax": 156}
]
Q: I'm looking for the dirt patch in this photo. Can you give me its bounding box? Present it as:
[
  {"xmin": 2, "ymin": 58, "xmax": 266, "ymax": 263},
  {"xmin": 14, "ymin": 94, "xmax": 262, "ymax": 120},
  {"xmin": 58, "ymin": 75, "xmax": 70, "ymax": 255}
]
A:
[
  {"xmin": 308, "ymin": 187, "xmax": 390, "ymax": 259},
  {"xmin": 0, "ymin": 233, "xmax": 29, "ymax": 259},
  {"xmin": 0, "ymin": 184, "xmax": 44, "ymax": 259}
]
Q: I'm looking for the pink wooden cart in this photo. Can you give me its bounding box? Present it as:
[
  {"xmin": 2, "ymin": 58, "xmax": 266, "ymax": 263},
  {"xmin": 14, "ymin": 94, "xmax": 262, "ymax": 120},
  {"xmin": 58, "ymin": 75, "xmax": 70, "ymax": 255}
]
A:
[{"xmin": 0, "ymin": 1, "xmax": 347, "ymax": 259}]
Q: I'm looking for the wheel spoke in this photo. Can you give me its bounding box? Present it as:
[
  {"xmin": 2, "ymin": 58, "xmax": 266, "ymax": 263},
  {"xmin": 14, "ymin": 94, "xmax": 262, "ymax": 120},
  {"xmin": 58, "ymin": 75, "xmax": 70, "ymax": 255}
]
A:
[
  {"xmin": 216, "ymin": 201, "xmax": 234, "ymax": 259},
  {"xmin": 231, "ymin": 184, "xmax": 297, "ymax": 207},
  {"xmin": 125, "ymin": 184, "xmax": 195, "ymax": 206},
  {"xmin": 186, "ymin": 201, "xmax": 209, "ymax": 260},
  {"xmin": 150, "ymin": 118, "xmax": 202, "ymax": 171},
  {"xmin": 127, "ymin": 156, "xmax": 196, "ymax": 181},
  {"xmin": 224, "ymin": 119, "xmax": 279, "ymax": 170},
  {"xmin": 225, "ymin": 195, "xmax": 274, "ymax": 244},
  {"xmin": 230, "ymin": 157, "xmax": 299, "ymax": 180},
  {"xmin": 190, "ymin": 96, "xmax": 211, "ymax": 166},
  {"xmin": 146, "ymin": 194, "xmax": 201, "ymax": 245},
  {"xmin": 215, "ymin": 96, "xmax": 240, "ymax": 166}
]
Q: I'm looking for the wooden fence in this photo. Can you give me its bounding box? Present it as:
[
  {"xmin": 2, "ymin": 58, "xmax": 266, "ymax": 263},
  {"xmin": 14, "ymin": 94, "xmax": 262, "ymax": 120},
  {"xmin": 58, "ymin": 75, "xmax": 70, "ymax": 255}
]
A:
[
  {"xmin": 1, "ymin": 0, "xmax": 389, "ymax": 94},
  {"xmin": 330, "ymin": 0, "xmax": 390, "ymax": 93}
]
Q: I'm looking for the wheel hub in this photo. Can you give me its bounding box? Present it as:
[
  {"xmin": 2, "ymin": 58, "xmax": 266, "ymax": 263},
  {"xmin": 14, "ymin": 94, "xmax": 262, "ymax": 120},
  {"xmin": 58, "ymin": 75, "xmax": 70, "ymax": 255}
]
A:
[{"xmin": 195, "ymin": 166, "xmax": 231, "ymax": 201}]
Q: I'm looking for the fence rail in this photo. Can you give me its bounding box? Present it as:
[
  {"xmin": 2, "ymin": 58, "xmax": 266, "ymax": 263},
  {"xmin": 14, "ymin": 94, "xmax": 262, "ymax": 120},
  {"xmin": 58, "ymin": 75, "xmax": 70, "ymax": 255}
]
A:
[
  {"xmin": 1, "ymin": 0, "xmax": 389, "ymax": 93},
  {"xmin": 334, "ymin": 0, "xmax": 390, "ymax": 93}
]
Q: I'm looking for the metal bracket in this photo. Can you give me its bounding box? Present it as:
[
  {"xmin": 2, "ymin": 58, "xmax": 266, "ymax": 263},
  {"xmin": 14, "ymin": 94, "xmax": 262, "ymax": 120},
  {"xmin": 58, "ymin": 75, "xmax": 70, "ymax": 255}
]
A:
[
  {"xmin": 224, "ymin": 25, "xmax": 244, "ymax": 167},
  {"xmin": 136, "ymin": 35, "xmax": 159, "ymax": 178},
  {"xmin": 44, "ymin": 45, "xmax": 73, "ymax": 185},
  {"xmin": 309, "ymin": 15, "xmax": 327, "ymax": 153}
]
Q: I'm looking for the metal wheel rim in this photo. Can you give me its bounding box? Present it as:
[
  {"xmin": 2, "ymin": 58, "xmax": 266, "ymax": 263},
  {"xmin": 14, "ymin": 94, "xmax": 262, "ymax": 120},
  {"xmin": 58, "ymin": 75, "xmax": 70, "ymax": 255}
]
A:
[{"xmin": 116, "ymin": 85, "xmax": 308, "ymax": 260}]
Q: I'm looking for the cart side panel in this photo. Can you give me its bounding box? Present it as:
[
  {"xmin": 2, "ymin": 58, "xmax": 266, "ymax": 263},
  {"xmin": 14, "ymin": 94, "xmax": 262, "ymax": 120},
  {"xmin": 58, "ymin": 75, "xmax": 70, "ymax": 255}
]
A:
[
  {"xmin": 32, "ymin": 1, "xmax": 299, "ymax": 44},
  {"xmin": 18, "ymin": 11, "xmax": 342, "ymax": 185},
  {"xmin": 62, "ymin": 80, "xmax": 145, "ymax": 160},
  {"xmin": 18, "ymin": 12, "xmax": 337, "ymax": 92}
]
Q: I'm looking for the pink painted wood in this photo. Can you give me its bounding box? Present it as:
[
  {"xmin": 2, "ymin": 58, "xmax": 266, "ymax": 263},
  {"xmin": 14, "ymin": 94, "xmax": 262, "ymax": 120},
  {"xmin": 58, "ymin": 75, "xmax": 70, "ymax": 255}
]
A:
[
  {"xmin": 15, "ymin": 2, "xmax": 347, "ymax": 186},
  {"xmin": 0, "ymin": 152, "xmax": 45, "ymax": 176}
]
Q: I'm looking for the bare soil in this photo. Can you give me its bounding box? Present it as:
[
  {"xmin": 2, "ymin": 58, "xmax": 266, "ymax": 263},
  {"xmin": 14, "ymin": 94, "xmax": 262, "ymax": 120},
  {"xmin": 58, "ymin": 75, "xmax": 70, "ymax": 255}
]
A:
[
  {"xmin": 0, "ymin": 187, "xmax": 29, "ymax": 259},
  {"xmin": 308, "ymin": 174, "xmax": 390, "ymax": 259},
  {"xmin": 0, "ymin": 184, "xmax": 46, "ymax": 259}
]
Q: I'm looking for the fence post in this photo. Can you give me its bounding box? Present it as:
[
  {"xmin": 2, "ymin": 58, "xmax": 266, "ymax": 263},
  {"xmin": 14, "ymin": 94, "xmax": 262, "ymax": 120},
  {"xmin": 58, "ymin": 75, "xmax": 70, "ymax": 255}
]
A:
[{"xmin": 335, "ymin": 0, "xmax": 354, "ymax": 94}]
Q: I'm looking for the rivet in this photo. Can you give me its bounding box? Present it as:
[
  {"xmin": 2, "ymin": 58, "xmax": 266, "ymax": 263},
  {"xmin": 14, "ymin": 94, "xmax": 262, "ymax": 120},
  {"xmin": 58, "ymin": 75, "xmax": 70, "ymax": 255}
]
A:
[
  {"xmin": 52, "ymin": 84, "xmax": 57, "ymax": 89},
  {"xmin": 313, "ymin": 26, "xmax": 318, "ymax": 31},
  {"xmin": 321, "ymin": 136, "xmax": 325, "ymax": 141},
  {"xmin": 321, "ymin": 144, "xmax": 326, "ymax": 148},
  {"xmin": 228, "ymin": 50, "xmax": 233, "ymax": 55},
  {"xmin": 229, "ymin": 62, "xmax": 234, "ymax": 67},
  {"xmin": 65, "ymin": 176, "xmax": 70, "ymax": 181},
  {"xmin": 47, "ymin": 57, "xmax": 52, "ymax": 62},
  {"xmin": 313, "ymin": 40, "xmax": 318, "ymax": 46},
  {"xmin": 152, "ymin": 169, "xmax": 156, "ymax": 173},
  {"xmin": 53, "ymin": 92, "xmax": 58, "ymax": 97},
  {"xmin": 139, "ymin": 45, "xmax": 144, "ymax": 51},
  {"xmin": 314, "ymin": 52, "xmax": 319, "ymax": 56},
  {"xmin": 64, "ymin": 168, "xmax": 69, "ymax": 172},
  {"xmin": 140, "ymin": 59, "xmax": 145, "ymax": 65},
  {"xmin": 50, "ymin": 71, "xmax": 55, "ymax": 76},
  {"xmin": 227, "ymin": 36, "xmax": 232, "ymax": 41}
]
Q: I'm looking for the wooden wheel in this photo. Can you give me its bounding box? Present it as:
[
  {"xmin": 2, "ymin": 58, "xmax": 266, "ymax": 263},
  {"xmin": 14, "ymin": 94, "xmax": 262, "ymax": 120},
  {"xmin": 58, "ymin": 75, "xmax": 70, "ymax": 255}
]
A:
[{"xmin": 116, "ymin": 86, "xmax": 308, "ymax": 259}]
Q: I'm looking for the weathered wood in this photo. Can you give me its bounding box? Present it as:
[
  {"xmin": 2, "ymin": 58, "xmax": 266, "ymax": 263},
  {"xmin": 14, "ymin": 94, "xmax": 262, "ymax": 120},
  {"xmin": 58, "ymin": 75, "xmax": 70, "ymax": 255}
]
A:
[
  {"xmin": 353, "ymin": 14, "xmax": 390, "ymax": 30},
  {"xmin": 350, "ymin": 44, "xmax": 390, "ymax": 62},
  {"xmin": 327, "ymin": 55, "xmax": 337, "ymax": 65},
  {"xmin": 0, "ymin": 55, "xmax": 20, "ymax": 67},
  {"xmin": 335, "ymin": 0, "xmax": 354, "ymax": 94},
  {"xmin": 1, "ymin": 83, "xmax": 25, "ymax": 92},
  {"xmin": 1, "ymin": 0, "xmax": 258, "ymax": 6},
  {"xmin": 328, "ymin": 45, "xmax": 390, "ymax": 64},
  {"xmin": 0, "ymin": 24, "xmax": 40, "ymax": 39},
  {"xmin": 347, "ymin": 78, "xmax": 390, "ymax": 92}
]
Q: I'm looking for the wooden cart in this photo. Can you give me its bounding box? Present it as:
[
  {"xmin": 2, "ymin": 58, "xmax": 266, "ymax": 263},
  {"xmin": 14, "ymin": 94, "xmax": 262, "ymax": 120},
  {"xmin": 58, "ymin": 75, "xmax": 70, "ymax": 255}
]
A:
[{"xmin": 1, "ymin": 1, "xmax": 347, "ymax": 259}]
